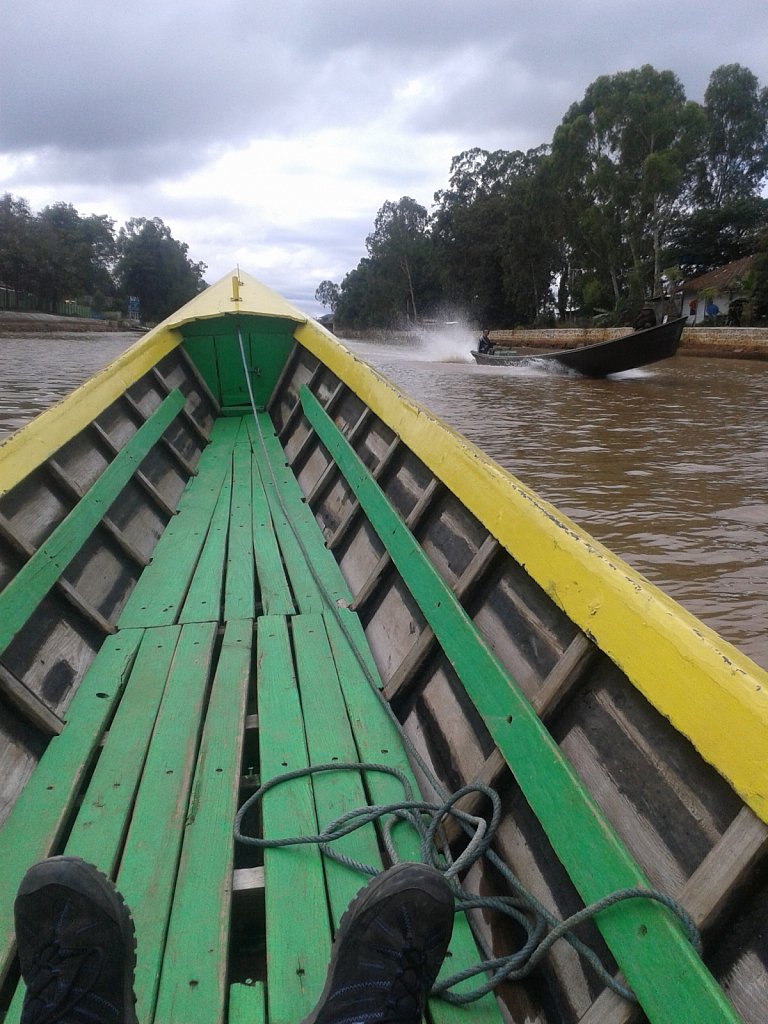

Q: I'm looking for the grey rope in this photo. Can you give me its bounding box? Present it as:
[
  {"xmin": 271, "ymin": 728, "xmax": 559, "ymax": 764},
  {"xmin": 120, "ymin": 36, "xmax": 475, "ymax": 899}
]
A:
[{"xmin": 233, "ymin": 328, "xmax": 702, "ymax": 1005}]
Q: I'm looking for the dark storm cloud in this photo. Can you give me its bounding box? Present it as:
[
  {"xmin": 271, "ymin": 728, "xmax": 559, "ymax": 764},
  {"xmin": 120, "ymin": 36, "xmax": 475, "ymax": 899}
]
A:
[{"xmin": 3, "ymin": 0, "xmax": 767, "ymax": 165}]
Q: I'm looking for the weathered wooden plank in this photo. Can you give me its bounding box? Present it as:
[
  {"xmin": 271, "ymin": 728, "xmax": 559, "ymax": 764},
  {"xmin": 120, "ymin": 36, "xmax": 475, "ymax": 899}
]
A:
[
  {"xmin": 383, "ymin": 534, "xmax": 500, "ymax": 702},
  {"xmin": 229, "ymin": 982, "xmax": 266, "ymax": 1024},
  {"xmin": 178, "ymin": 470, "xmax": 232, "ymax": 623},
  {"xmin": 118, "ymin": 419, "xmax": 239, "ymax": 628},
  {"xmin": 306, "ymin": 406, "xmax": 371, "ymax": 507},
  {"xmin": 301, "ymin": 384, "xmax": 743, "ymax": 1024},
  {"xmin": 225, "ymin": 442, "xmax": 256, "ymax": 621},
  {"xmin": 0, "ymin": 630, "xmax": 143, "ymax": 986},
  {"xmin": 352, "ymin": 476, "xmax": 441, "ymax": 612},
  {"xmin": 291, "ymin": 614, "xmax": 383, "ymax": 925},
  {"xmin": 287, "ymin": 379, "xmax": 345, "ymax": 469},
  {"xmin": 0, "ymin": 662, "xmax": 63, "ymax": 736},
  {"xmin": 326, "ymin": 434, "xmax": 401, "ymax": 552},
  {"xmin": 250, "ymin": 453, "xmax": 295, "ymax": 616},
  {"xmin": 63, "ymin": 626, "xmax": 181, "ymax": 874},
  {"xmin": 90, "ymin": 420, "xmax": 177, "ymax": 518},
  {"xmin": 47, "ymin": 457, "xmax": 150, "ymax": 568},
  {"xmin": 580, "ymin": 807, "xmax": 768, "ymax": 1024},
  {"xmin": 0, "ymin": 391, "xmax": 184, "ymax": 658},
  {"xmin": 246, "ymin": 414, "xmax": 352, "ymax": 614},
  {"xmin": 256, "ymin": 615, "xmax": 331, "ymax": 1024},
  {"xmin": 323, "ymin": 609, "xmax": 505, "ymax": 1023},
  {"xmin": 115, "ymin": 621, "xmax": 218, "ymax": 1024},
  {"xmin": 153, "ymin": 618, "xmax": 252, "ymax": 1024}
]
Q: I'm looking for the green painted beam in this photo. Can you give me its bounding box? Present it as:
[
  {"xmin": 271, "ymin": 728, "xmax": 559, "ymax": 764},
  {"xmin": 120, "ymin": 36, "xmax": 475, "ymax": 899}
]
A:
[
  {"xmin": 0, "ymin": 390, "xmax": 184, "ymax": 657},
  {"xmin": 225, "ymin": 442, "xmax": 256, "ymax": 620},
  {"xmin": 115, "ymin": 621, "xmax": 218, "ymax": 1023},
  {"xmin": 300, "ymin": 384, "xmax": 744, "ymax": 1024},
  {"xmin": 245, "ymin": 414, "xmax": 353, "ymax": 614},
  {"xmin": 251, "ymin": 449, "xmax": 295, "ymax": 616},
  {"xmin": 229, "ymin": 982, "xmax": 266, "ymax": 1024},
  {"xmin": 118, "ymin": 418, "xmax": 239, "ymax": 628},
  {"xmin": 291, "ymin": 613, "xmax": 384, "ymax": 926},
  {"xmin": 153, "ymin": 618, "xmax": 253, "ymax": 1024},
  {"xmin": 323, "ymin": 610, "xmax": 503, "ymax": 1023},
  {"xmin": 64, "ymin": 626, "xmax": 182, "ymax": 874},
  {"xmin": 179, "ymin": 470, "xmax": 232, "ymax": 623},
  {"xmin": 0, "ymin": 630, "xmax": 144, "ymax": 986},
  {"xmin": 257, "ymin": 615, "xmax": 331, "ymax": 1024}
]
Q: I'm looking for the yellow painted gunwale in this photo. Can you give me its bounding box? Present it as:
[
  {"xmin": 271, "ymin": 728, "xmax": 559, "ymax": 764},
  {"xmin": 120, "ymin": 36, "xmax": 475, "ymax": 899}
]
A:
[
  {"xmin": 294, "ymin": 317, "xmax": 768, "ymax": 824},
  {"xmin": 0, "ymin": 270, "xmax": 304, "ymax": 498}
]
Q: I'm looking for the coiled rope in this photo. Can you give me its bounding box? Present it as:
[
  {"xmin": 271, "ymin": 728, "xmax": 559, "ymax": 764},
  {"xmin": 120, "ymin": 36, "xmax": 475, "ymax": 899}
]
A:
[{"xmin": 233, "ymin": 328, "xmax": 702, "ymax": 1005}]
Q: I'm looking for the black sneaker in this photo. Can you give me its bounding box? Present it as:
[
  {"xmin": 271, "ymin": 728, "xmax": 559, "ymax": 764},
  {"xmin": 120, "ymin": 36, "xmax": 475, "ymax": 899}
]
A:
[
  {"xmin": 301, "ymin": 862, "xmax": 454, "ymax": 1024},
  {"xmin": 13, "ymin": 857, "xmax": 138, "ymax": 1024}
]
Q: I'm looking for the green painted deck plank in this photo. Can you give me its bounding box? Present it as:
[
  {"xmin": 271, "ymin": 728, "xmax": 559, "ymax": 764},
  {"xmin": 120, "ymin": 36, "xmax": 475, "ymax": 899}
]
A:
[
  {"xmin": 64, "ymin": 626, "xmax": 182, "ymax": 873},
  {"xmin": 257, "ymin": 615, "xmax": 331, "ymax": 1024},
  {"xmin": 229, "ymin": 982, "xmax": 266, "ymax": 1024},
  {"xmin": 245, "ymin": 413, "xmax": 353, "ymax": 613},
  {"xmin": 301, "ymin": 385, "xmax": 743, "ymax": 1024},
  {"xmin": 0, "ymin": 631, "xmax": 144, "ymax": 984},
  {"xmin": 154, "ymin": 618, "xmax": 253, "ymax": 1024},
  {"xmin": 118, "ymin": 419, "xmax": 239, "ymax": 628},
  {"xmin": 224, "ymin": 441, "xmax": 256, "ymax": 621},
  {"xmin": 323, "ymin": 610, "xmax": 504, "ymax": 1023},
  {"xmin": 251, "ymin": 452, "xmax": 295, "ymax": 616},
  {"xmin": 115, "ymin": 621, "xmax": 218, "ymax": 1024},
  {"xmin": 291, "ymin": 614, "xmax": 384, "ymax": 926},
  {"xmin": 179, "ymin": 469, "xmax": 232, "ymax": 623},
  {"xmin": 0, "ymin": 390, "xmax": 184, "ymax": 658}
]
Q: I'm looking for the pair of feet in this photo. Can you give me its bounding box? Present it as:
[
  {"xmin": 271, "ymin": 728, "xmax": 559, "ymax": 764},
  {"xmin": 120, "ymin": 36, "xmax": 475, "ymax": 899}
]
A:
[{"xmin": 13, "ymin": 858, "xmax": 455, "ymax": 1024}]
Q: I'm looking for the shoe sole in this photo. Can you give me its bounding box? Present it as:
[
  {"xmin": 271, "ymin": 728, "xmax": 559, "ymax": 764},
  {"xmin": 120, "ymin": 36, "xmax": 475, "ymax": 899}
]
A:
[{"xmin": 16, "ymin": 856, "xmax": 138, "ymax": 1024}]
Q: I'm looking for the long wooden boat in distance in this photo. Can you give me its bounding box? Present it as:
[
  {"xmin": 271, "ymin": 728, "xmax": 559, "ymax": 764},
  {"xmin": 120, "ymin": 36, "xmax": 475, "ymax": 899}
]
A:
[
  {"xmin": 472, "ymin": 316, "xmax": 686, "ymax": 375},
  {"xmin": 0, "ymin": 272, "xmax": 766, "ymax": 1024}
]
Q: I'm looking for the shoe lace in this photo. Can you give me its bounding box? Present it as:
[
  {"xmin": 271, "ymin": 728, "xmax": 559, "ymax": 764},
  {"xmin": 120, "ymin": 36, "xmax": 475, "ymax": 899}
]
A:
[{"xmin": 18, "ymin": 904, "xmax": 106, "ymax": 1024}]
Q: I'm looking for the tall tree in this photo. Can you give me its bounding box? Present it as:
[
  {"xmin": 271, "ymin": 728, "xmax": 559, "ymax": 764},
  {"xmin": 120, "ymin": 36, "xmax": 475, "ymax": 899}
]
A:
[
  {"xmin": 670, "ymin": 65, "xmax": 768, "ymax": 274},
  {"xmin": 695, "ymin": 63, "xmax": 768, "ymax": 207},
  {"xmin": 552, "ymin": 66, "xmax": 701, "ymax": 308},
  {"xmin": 0, "ymin": 193, "xmax": 34, "ymax": 295},
  {"xmin": 364, "ymin": 197, "xmax": 437, "ymax": 323},
  {"xmin": 116, "ymin": 218, "xmax": 206, "ymax": 322}
]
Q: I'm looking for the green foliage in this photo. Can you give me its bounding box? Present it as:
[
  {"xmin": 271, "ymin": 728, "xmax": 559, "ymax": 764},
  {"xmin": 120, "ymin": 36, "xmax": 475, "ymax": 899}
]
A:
[
  {"xmin": 330, "ymin": 61, "xmax": 768, "ymax": 329},
  {"xmin": 314, "ymin": 280, "xmax": 340, "ymax": 311},
  {"xmin": 0, "ymin": 194, "xmax": 205, "ymax": 321},
  {"xmin": 116, "ymin": 217, "xmax": 206, "ymax": 323}
]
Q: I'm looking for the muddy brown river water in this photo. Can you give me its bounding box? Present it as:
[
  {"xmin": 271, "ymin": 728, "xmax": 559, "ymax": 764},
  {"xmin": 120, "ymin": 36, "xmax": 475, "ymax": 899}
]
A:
[{"xmin": 0, "ymin": 330, "xmax": 765, "ymax": 670}]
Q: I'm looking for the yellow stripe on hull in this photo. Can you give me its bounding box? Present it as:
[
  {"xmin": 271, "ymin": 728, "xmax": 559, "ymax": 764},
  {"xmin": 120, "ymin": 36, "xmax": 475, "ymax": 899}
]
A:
[
  {"xmin": 295, "ymin": 318, "xmax": 768, "ymax": 824},
  {"xmin": 0, "ymin": 326, "xmax": 182, "ymax": 497}
]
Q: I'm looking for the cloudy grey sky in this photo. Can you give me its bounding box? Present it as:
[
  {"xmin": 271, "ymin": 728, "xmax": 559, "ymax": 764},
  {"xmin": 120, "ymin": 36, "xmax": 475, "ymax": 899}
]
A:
[{"xmin": 2, "ymin": 0, "xmax": 767, "ymax": 313}]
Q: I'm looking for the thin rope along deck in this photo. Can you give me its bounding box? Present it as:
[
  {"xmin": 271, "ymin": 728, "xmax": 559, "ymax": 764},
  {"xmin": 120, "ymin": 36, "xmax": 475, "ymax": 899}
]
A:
[{"xmin": 234, "ymin": 762, "xmax": 701, "ymax": 1005}]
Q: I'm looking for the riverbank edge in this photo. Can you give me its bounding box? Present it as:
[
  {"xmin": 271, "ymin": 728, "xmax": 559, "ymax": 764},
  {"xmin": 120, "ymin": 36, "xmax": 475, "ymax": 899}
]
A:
[
  {"xmin": 4, "ymin": 314, "xmax": 768, "ymax": 361},
  {"xmin": 0, "ymin": 312, "xmax": 141, "ymax": 335}
]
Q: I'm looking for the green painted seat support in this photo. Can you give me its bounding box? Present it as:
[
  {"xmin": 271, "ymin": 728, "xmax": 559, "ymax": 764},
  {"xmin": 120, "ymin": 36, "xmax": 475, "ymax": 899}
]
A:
[
  {"xmin": 300, "ymin": 384, "xmax": 743, "ymax": 1024},
  {"xmin": 0, "ymin": 389, "xmax": 185, "ymax": 658}
]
